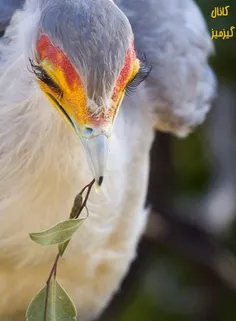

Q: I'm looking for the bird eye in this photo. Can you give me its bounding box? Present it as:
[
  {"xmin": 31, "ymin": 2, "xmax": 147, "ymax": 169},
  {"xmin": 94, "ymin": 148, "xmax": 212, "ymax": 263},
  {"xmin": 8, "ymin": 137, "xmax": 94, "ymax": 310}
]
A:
[
  {"xmin": 29, "ymin": 59, "xmax": 63, "ymax": 99},
  {"xmin": 125, "ymin": 53, "xmax": 152, "ymax": 96}
]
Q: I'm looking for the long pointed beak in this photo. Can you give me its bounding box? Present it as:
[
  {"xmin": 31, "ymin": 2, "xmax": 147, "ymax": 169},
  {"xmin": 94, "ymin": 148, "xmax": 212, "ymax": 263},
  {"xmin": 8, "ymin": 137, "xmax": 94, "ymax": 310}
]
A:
[
  {"xmin": 44, "ymin": 92, "xmax": 111, "ymax": 185},
  {"xmin": 58, "ymin": 104, "xmax": 111, "ymax": 186},
  {"xmin": 79, "ymin": 135, "xmax": 108, "ymax": 186},
  {"xmin": 70, "ymin": 118, "xmax": 110, "ymax": 185}
]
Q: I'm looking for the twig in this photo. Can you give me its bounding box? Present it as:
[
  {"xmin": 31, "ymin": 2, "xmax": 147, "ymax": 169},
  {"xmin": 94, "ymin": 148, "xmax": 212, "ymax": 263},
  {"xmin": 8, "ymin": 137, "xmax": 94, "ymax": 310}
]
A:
[
  {"xmin": 44, "ymin": 253, "xmax": 60, "ymax": 321},
  {"xmin": 79, "ymin": 179, "xmax": 95, "ymax": 196},
  {"xmin": 76, "ymin": 179, "xmax": 95, "ymax": 218},
  {"xmin": 43, "ymin": 179, "xmax": 95, "ymax": 321}
]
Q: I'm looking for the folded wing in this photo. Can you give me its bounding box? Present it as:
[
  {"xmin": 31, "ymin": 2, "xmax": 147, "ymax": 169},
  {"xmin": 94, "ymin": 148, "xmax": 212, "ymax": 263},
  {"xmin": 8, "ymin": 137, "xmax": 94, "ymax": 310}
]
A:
[{"xmin": 118, "ymin": 0, "xmax": 217, "ymax": 137}]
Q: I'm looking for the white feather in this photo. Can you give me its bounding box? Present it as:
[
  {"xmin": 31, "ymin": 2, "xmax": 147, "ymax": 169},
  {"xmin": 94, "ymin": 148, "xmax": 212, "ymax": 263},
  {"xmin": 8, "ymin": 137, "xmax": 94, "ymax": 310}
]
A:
[
  {"xmin": 0, "ymin": 3, "xmax": 154, "ymax": 320},
  {"xmin": 0, "ymin": 0, "xmax": 215, "ymax": 320}
]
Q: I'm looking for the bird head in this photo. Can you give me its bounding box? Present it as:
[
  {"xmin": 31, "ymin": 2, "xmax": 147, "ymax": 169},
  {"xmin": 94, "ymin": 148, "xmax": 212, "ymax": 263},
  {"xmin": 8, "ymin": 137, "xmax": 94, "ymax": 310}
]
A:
[{"xmin": 28, "ymin": 0, "xmax": 151, "ymax": 185}]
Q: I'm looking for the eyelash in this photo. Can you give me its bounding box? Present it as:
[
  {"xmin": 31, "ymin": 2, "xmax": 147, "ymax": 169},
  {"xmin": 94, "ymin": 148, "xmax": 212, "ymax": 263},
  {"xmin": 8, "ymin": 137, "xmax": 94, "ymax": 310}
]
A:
[
  {"xmin": 125, "ymin": 52, "xmax": 152, "ymax": 96},
  {"xmin": 29, "ymin": 53, "xmax": 151, "ymax": 100},
  {"xmin": 29, "ymin": 58, "xmax": 63, "ymax": 99}
]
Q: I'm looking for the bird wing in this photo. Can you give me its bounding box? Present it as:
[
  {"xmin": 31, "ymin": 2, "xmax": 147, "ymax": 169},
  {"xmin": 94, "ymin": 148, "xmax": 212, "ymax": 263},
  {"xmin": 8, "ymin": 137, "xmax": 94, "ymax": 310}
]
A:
[
  {"xmin": 0, "ymin": 0, "xmax": 25, "ymax": 79},
  {"xmin": 117, "ymin": 0, "xmax": 217, "ymax": 137},
  {"xmin": 0, "ymin": 0, "xmax": 24, "ymax": 35}
]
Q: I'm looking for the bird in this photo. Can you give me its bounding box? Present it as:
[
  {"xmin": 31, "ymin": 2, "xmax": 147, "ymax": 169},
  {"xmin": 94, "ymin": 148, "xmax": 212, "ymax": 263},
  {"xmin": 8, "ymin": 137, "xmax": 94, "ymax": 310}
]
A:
[{"xmin": 0, "ymin": 0, "xmax": 216, "ymax": 320}]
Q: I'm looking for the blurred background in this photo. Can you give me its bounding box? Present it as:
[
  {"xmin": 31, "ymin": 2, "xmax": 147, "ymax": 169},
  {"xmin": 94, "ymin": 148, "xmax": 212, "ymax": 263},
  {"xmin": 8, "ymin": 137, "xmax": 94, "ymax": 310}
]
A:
[
  {"xmin": 100, "ymin": 1, "xmax": 236, "ymax": 320},
  {"xmin": 1, "ymin": 0, "xmax": 236, "ymax": 320}
]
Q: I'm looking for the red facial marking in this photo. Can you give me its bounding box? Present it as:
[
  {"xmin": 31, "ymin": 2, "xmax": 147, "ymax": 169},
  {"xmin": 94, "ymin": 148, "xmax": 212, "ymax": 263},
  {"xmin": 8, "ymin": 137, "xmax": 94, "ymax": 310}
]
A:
[
  {"xmin": 112, "ymin": 40, "xmax": 136, "ymax": 101},
  {"xmin": 37, "ymin": 35, "xmax": 81, "ymax": 89}
]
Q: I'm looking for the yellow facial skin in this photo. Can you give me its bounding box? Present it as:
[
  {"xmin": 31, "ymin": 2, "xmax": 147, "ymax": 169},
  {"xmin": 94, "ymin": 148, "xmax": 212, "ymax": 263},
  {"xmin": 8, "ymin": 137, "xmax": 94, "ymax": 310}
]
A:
[
  {"xmin": 111, "ymin": 58, "xmax": 140, "ymax": 123},
  {"xmin": 38, "ymin": 59, "xmax": 88, "ymax": 127},
  {"xmin": 36, "ymin": 35, "xmax": 140, "ymax": 131}
]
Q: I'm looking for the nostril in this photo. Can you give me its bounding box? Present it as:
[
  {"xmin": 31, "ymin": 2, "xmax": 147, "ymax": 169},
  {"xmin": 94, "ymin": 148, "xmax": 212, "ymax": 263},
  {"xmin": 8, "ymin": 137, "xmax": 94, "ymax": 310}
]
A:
[{"xmin": 83, "ymin": 126, "xmax": 94, "ymax": 138}]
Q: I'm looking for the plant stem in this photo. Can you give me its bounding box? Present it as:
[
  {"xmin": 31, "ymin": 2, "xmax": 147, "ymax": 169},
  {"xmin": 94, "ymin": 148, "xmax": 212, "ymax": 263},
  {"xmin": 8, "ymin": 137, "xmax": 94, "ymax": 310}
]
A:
[
  {"xmin": 79, "ymin": 179, "xmax": 95, "ymax": 196},
  {"xmin": 44, "ymin": 253, "xmax": 60, "ymax": 321},
  {"xmin": 76, "ymin": 179, "xmax": 95, "ymax": 219},
  {"xmin": 43, "ymin": 178, "xmax": 95, "ymax": 321}
]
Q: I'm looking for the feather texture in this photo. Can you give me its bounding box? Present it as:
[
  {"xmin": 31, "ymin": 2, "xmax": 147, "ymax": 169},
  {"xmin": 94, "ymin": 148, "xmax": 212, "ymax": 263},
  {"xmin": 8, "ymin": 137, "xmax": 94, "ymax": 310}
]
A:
[
  {"xmin": 0, "ymin": 0, "xmax": 215, "ymax": 320},
  {"xmin": 118, "ymin": 0, "xmax": 217, "ymax": 136}
]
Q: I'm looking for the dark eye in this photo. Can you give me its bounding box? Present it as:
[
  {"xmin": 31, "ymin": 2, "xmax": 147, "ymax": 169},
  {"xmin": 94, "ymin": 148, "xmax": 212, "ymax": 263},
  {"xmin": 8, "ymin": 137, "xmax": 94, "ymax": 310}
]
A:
[
  {"xmin": 125, "ymin": 52, "xmax": 152, "ymax": 96},
  {"xmin": 29, "ymin": 58, "xmax": 63, "ymax": 99}
]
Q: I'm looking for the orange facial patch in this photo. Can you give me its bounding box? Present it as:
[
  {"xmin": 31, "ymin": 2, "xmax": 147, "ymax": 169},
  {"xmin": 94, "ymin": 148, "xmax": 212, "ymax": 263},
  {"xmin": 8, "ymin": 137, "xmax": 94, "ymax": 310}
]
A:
[
  {"xmin": 36, "ymin": 35, "xmax": 91, "ymax": 125},
  {"xmin": 37, "ymin": 35, "xmax": 79, "ymax": 89},
  {"xmin": 36, "ymin": 35, "xmax": 139, "ymax": 129},
  {"xmin": 108, "ymin": 40, "xmax": 139, "ymax": 123},
  {"xmin": 112, "ymin": 40, "xmax": 137, "ymax": 102}
]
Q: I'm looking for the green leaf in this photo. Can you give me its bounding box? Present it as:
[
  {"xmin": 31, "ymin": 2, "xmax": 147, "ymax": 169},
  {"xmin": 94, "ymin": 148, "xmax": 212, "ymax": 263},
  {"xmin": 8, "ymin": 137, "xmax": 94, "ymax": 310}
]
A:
[
  {"xmin": 58, "ymin": 239, "xmax": 71, "ymax": 256},
  {"xmin": 70, "ymin": 193, "xmax": 83, "ymax": 219},
  {"xmin": 29, "ymin": 219, "xmax": 84, "ymax": 246},
  {"xmin": 26, "ymin": 278, "xmax": 77, "ymax": 321}
]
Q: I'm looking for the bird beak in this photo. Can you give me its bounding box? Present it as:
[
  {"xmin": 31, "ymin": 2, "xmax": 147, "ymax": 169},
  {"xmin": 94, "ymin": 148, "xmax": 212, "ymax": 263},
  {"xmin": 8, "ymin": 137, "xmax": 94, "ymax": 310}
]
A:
[
  {"xmin": 44, "ymin": 91, "xmax": 113, "ymax": 186},
  {"xmin": 72, "ymin": 123, "xmax": 110, "ymax": 186},
  {"xmin": 79, "ymin": 135, "xmax": 108, "ymax": 186}
]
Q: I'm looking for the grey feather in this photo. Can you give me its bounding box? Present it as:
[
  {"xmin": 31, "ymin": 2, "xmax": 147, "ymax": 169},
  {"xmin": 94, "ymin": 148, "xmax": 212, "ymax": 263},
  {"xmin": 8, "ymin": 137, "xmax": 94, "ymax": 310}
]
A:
[
  {"xmin": 0, "ymin": 0, "xmax": 24, "ymax": 33},
  {"xmin": 117, "ymin": 0, "xmax": 217, "ymax": 136},
  {"xmin": 38, "ymin": 0, "xmax": 132, "ymax": 105},
  {"xmin": 0, "ymin": 0, "xmax": 216, "ymax": 136},
  {"xmin": 0, "ymin": 1, "xmax": 217, "ymax": 319}
]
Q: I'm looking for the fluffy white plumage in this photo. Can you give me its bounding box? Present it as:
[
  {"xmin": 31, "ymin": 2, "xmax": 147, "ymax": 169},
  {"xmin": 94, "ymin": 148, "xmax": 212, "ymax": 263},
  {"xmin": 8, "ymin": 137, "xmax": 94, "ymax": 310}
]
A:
[{"xmin": 0, "ymin": 0, "xmax": 215, "ymax": 320}]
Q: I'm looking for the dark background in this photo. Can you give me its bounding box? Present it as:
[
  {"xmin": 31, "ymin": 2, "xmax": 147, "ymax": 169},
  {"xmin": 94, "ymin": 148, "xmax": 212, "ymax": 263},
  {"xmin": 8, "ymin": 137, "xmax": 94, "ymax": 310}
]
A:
[{"xmin": 99, "ymin": 1, "xmax": 236, "ymax": 320}]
